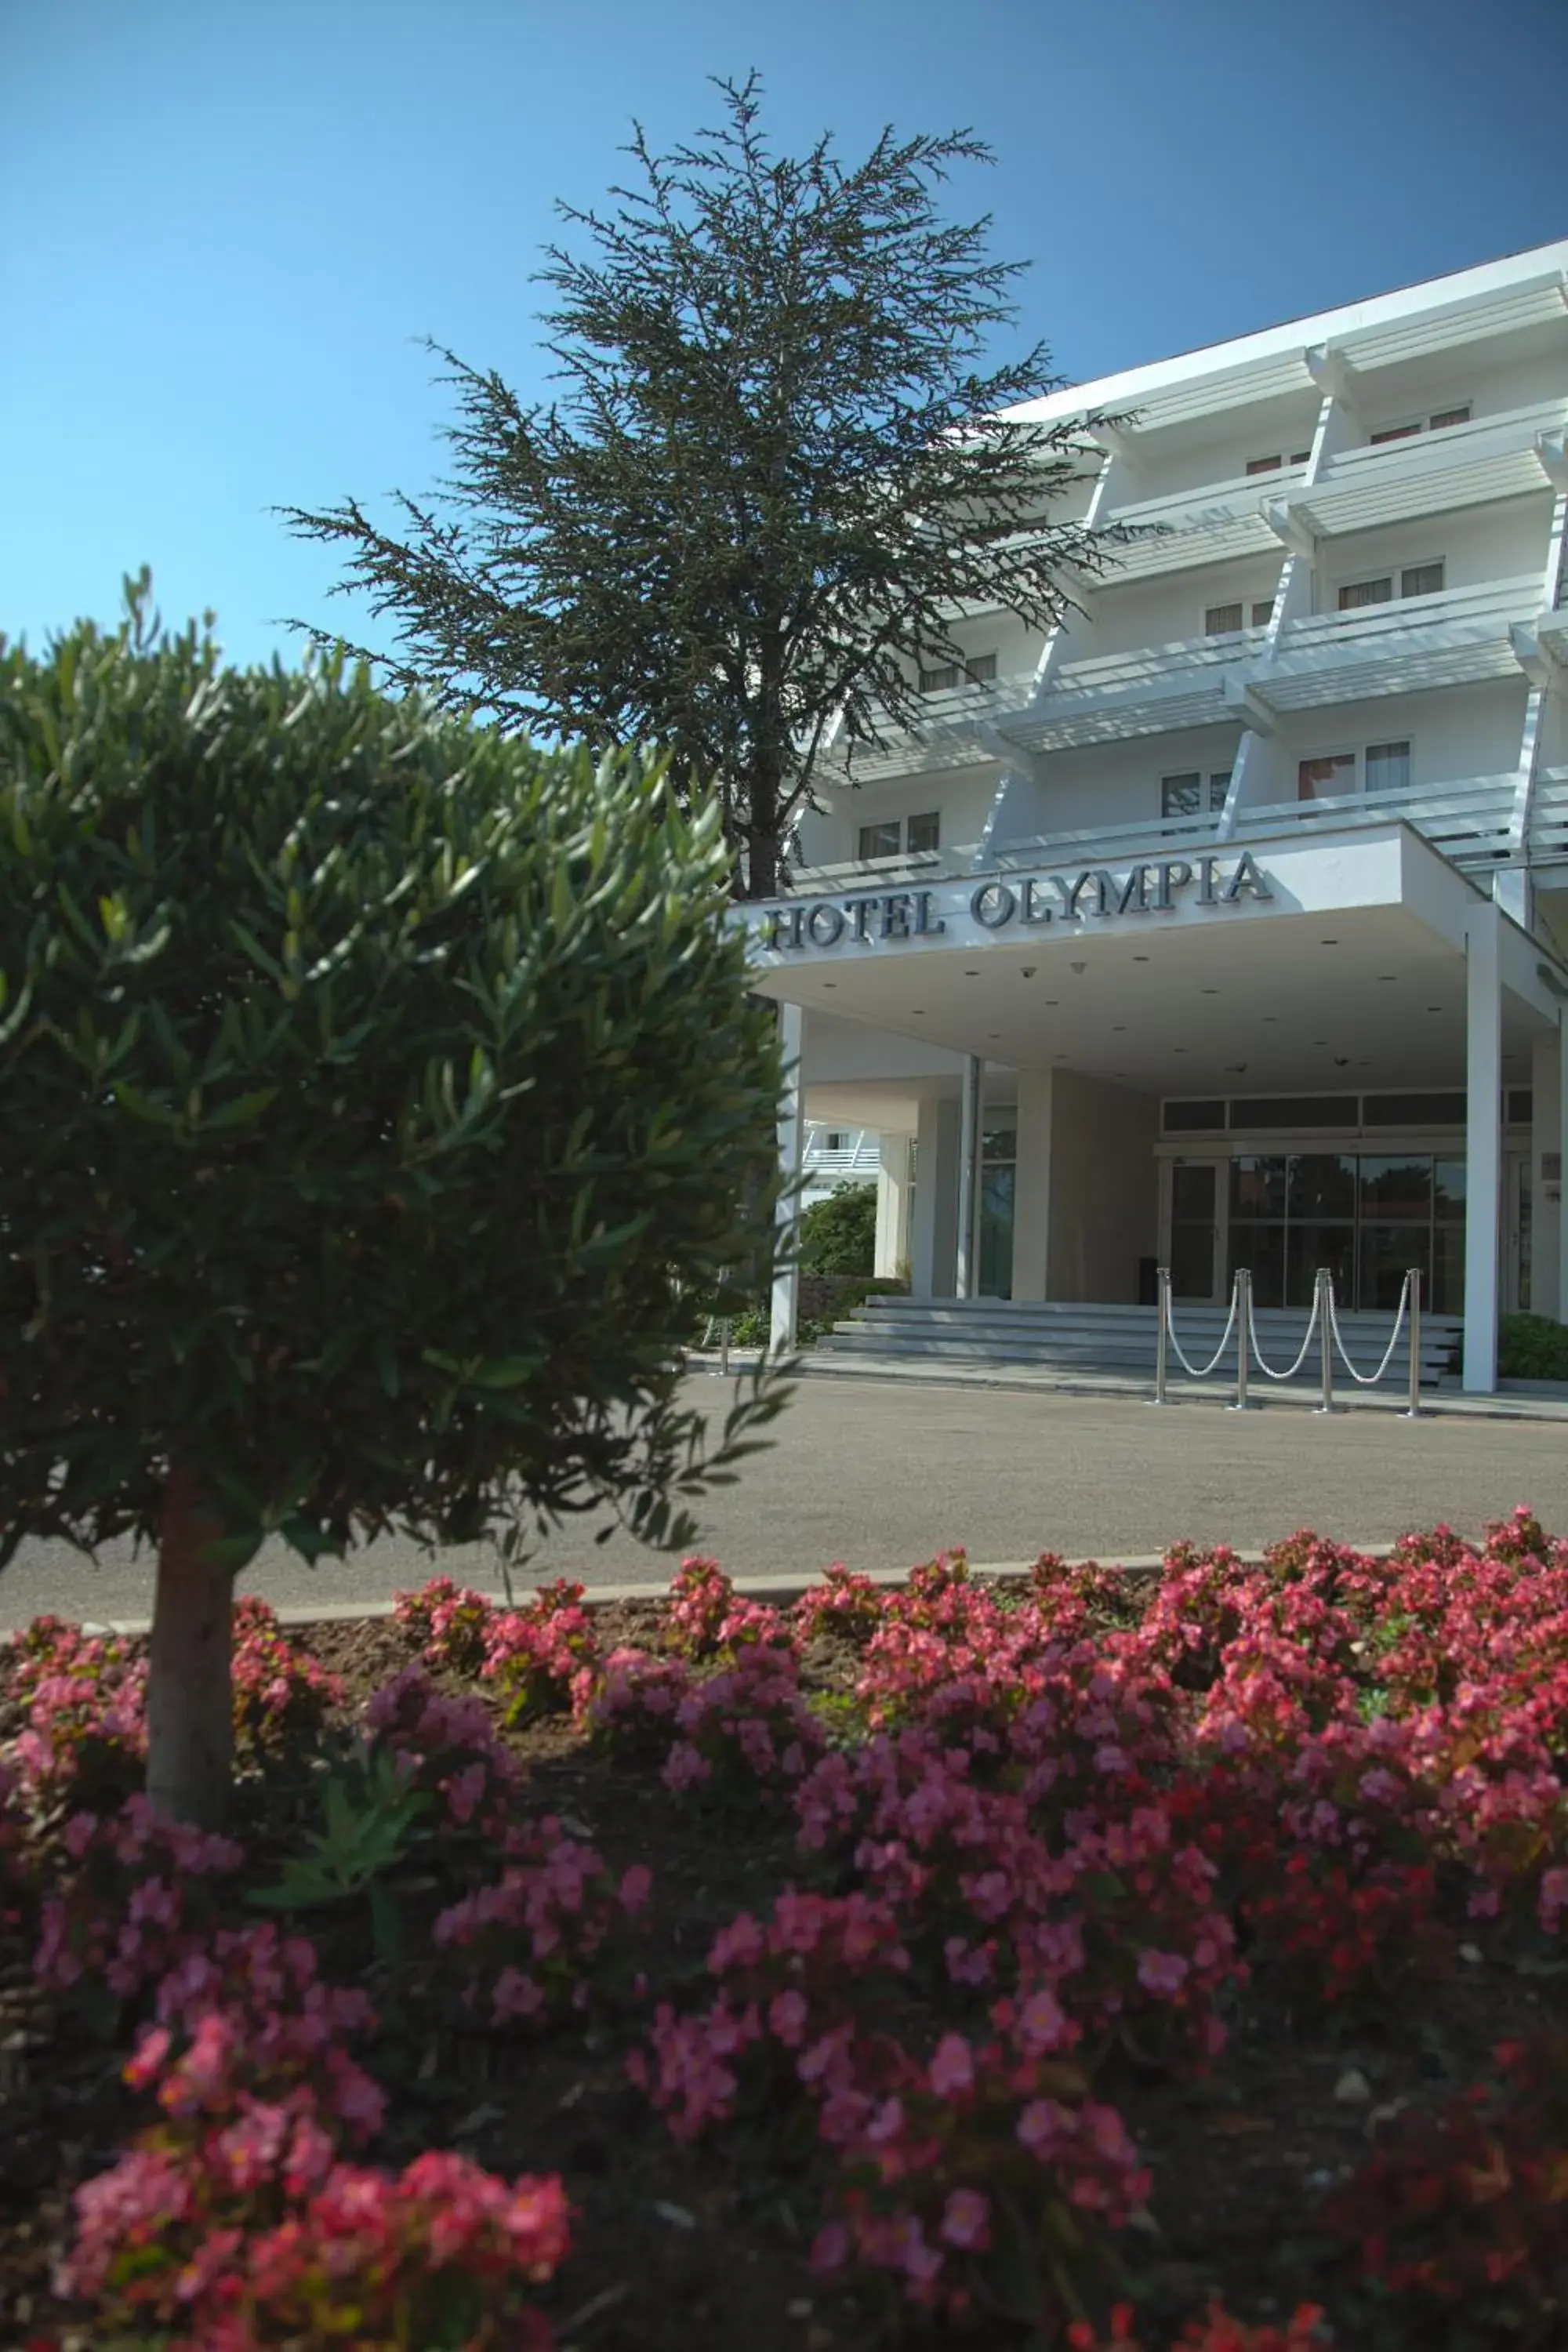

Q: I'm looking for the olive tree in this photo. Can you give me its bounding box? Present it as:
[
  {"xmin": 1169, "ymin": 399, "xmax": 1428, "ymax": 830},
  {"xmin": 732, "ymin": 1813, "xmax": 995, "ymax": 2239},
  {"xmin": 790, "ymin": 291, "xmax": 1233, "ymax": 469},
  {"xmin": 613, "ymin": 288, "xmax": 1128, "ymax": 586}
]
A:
[{"xmin": 0, "ymin": 576, "xmax": 787, "ymax": 1825}]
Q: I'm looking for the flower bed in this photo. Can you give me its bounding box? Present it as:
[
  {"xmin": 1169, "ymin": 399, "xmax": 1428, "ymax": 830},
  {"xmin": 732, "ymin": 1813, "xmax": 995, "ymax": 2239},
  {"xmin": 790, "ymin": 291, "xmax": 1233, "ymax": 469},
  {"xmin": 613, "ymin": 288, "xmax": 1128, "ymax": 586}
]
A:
[{"xmin": 2, "ymin": 1519, "xmax": 1568, "ymax": 2347}]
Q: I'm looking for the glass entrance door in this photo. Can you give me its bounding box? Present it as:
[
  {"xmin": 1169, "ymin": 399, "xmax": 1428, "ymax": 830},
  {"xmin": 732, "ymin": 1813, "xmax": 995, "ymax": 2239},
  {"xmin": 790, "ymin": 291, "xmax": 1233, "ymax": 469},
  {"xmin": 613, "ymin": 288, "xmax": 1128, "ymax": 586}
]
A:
[{"xmin": 1169, "ymin": 1160, "xmax": 1225, "ymax": 1301}]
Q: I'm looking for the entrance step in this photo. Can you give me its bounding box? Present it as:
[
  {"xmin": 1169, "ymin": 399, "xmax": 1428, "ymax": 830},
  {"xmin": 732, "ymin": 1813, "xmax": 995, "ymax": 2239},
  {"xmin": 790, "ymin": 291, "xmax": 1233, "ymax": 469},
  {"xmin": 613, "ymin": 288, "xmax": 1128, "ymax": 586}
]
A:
[{"xmin": 816, "ymin": 1298, "xmax": 1461, "ymax": 1386}]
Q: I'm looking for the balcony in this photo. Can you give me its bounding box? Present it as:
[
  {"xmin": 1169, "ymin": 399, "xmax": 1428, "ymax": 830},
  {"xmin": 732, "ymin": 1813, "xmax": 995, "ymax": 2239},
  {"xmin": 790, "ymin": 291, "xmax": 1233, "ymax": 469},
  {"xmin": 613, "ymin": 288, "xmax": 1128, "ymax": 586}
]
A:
[
  {"xmin": 1234, "ymin": 775, "xmax": 1517, "ymax": 869},
  {"xmin": 1011, "ymin": 625, "xmax": 1269, "ymax": 752},
  {"xmin": 1279, "ymin": 398, "xmax": 1567, "ymax": 541},
  {"xmin": 1255, "ymin": 575, "xmax": 1542, "ymax": 712},
  {"xmin": 1098, "ymin": 460, "xmax": 1309, "ymax": 583},
  {"xmin": 1529, "ymin": 768, "xmax": 1568, "ymax": 867}
]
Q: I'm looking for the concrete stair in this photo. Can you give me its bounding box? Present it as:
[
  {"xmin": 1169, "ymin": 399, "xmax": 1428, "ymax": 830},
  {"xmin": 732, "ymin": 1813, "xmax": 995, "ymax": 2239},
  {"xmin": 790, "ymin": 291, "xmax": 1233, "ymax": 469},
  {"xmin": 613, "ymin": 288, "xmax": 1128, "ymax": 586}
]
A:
[{"xmin": 815, "ymin": 1296, "xmax": 1461, "ymax": 1388}]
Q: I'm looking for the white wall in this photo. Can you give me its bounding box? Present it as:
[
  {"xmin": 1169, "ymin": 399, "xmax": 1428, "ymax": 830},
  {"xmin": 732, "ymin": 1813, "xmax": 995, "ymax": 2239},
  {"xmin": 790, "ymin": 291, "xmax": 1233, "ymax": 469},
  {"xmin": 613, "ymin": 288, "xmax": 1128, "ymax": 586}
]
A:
[
  {"xmin": 1360, "ymin": 350, "xmax": 1568, "ymax": 434},
  {"xmin": 801, "ymin": 1010, "xmax": 966, "ymax": 1087},
  {"xmin": 1045, "ymin": 1072, "xmax": 1160, "ymax": 1302},
  {"xmin": 799, "ymin": 764, "xmax": 1002, "ymax": 867},
  {"xmin": 1314, "ymin": 497, "xmax": 1552, "ymax": 608},
  {"xmin": 910, "ymin": 1094, "xmax": 960, "ymax": 1298},
  {"xmin": 1266, "ymin": 678, "xmax": 1530, "ymax": 793},
  {"xmin": 993, "ymin": 726, "xmax": 1244, "ymax": 844},
  {"xmin": 1090, "ymin": 561, "xmax": 1284, "ymax": 658}
]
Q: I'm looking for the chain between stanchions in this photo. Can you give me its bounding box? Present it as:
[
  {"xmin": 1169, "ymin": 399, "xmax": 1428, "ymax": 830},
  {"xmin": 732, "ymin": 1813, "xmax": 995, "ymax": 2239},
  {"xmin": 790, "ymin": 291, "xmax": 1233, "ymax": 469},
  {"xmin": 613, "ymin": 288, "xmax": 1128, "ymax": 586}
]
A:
[
  {"xmin": 1163, "ymin": 1278, "xmax": 1242, "ymax": 1381},
  {"xmin": 1245, "ymin": 1279, "xmax": 1324, "ymax": 1381},
  {"xmin": 1326, "ymin": 1273, "xmax": 1412, "ymax": 1388}
]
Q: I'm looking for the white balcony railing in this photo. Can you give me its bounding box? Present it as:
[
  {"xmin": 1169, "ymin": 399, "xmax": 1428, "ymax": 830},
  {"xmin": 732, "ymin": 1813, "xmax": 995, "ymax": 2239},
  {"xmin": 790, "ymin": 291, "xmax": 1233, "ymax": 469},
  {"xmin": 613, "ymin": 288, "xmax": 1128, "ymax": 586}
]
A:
[
  {"xmin": 1014, "ymin": 625, "xmax": 1269, "ymax": 752},
  {"xmin": 1294, "ymin": 399, "xmax": 1567, "ymax": 539},
  {"xmin": 1530, "ymin": 768, "xmax": 1568, "ymax": 865},
  {"xmin": 1258, "ymin": 575, "xmax": 1541, "ymax": 710},
  {"xmin": 1097, "ymin": 461, "xmax": 1307, "ymax": 581},
  {"xmin": 1236, "ymin": 775, "xmax": 1517, "ymax": 866}
]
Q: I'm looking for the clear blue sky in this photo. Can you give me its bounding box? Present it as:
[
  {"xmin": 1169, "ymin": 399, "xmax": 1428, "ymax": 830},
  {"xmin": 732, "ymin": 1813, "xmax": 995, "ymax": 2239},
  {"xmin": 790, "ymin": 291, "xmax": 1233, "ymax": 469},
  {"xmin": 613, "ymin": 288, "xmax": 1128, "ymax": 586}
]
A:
[{"xmin": 3, "ymin": 0, "xmax": 1563, "ymax": 673}]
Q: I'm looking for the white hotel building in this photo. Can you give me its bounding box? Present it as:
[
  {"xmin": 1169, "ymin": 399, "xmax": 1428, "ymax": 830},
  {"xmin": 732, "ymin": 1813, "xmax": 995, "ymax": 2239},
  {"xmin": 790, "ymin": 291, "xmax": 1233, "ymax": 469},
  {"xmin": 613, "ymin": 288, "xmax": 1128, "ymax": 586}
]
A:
[{"xmin": 750, "ymin": 241, "xmax": 1568, "ymax": 1391}]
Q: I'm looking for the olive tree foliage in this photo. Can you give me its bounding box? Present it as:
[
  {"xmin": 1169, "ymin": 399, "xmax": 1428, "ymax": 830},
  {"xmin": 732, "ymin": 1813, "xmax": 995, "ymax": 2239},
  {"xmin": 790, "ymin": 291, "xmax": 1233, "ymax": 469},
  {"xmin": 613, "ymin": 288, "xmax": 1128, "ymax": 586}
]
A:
[
  {"xmin": 282, "ymin": 74, "xmax": 1119, "ymax": 899},
  {"xmin": 0, "ymin": 576, "xmax": 789, "ymax": 1823}
]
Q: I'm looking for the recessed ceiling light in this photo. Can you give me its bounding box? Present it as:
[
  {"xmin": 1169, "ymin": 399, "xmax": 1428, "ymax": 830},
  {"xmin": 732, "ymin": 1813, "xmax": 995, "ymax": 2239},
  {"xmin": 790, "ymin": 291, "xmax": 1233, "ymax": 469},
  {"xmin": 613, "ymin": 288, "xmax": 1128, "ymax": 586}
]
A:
[
  {"xmin": 1112, "ymin": 1024, "xmax": 1127, "ymax": 1032},
  {"xmin": 1378, "ymin": 974, "xmax": 1397, "ymax": 982},
  {"xmin": 1044, "ymin": 999, "xmax": 1059, "ymax": 1007},
  {"xmin": 1321, "ymin": 938, "xmax": 1338, "ymax": 946},
  {"xmin": 1174, "ymin": 1047, "xmax": 1187, "ymax": 1054},
  {"xmin": 964, "ymin": 969, "xmax": 979, "ymax": 978},
  {"xmin": 1201, "ymin": 988, "xmax": 1218, "ymax": 996},
  {"xmin": 1427, "ymin": 1005, "xmax": 1443, "ymax": 1013},
  {"xmin": 1261, "ymin": 1015, "xmax": 1277, "ymax": 1023},
  {"xmin": 1133, "ymin": 955, "xmax": 1149, "ymax": 963},
  {"xmin": 1312, "ymin": 1039, "xmax": 1327, "ymax": 1047},
  {"xmin": 822, "ymin": 981, "xmax": 836, "ymax": 989},
  {"xmin": 912, "ymin": 1009, "xmax": 925, "ymax": 1016},
  {"xmin": 988, "ymin": 1033, "xmax": 1000, "ymax": 1040}
]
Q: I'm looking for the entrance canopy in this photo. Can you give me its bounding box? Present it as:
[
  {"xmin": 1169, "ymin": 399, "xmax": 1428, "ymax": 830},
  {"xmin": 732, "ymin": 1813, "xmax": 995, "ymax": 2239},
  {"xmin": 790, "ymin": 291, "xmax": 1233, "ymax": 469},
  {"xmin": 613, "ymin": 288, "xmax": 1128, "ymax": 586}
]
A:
[{"xmin": 746, "ymin": 823, "xmax": 1563, "ymax": 1097}]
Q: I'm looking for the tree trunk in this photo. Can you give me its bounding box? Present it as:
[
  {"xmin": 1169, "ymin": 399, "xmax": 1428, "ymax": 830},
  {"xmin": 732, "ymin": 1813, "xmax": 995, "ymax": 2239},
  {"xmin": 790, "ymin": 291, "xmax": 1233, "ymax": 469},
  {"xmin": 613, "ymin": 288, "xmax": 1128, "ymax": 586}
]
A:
[{"xmin": 147, "ymin": 1462, "xmax": 235, "ymax": 1828}]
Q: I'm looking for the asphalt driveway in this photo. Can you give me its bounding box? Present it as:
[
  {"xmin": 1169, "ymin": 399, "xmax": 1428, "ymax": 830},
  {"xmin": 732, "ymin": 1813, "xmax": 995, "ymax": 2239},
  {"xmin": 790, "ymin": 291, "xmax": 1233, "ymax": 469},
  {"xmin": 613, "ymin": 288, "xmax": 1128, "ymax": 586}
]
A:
[{"xmin": 3, "ymin": 1373, "xmax": 1566, "ymax": 1628}]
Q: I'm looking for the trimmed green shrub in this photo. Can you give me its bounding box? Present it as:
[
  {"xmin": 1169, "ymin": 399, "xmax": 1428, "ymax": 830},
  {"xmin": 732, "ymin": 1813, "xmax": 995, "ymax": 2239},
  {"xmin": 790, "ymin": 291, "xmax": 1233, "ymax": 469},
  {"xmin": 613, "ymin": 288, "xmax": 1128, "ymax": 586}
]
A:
[
  {"xmin": 799, "ymin": 1181, "xmax": 877, "ymax": 1276},
  {"xmin": 1498, "ymin": 1312, "xmax": 1568, "ymax": 1381}
]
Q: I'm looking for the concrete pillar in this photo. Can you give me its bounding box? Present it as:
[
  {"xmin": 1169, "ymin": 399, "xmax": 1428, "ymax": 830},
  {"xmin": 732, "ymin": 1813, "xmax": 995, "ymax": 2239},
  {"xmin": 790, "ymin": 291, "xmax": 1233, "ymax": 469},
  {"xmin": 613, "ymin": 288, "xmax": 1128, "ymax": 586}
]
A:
[
  {"xmin": 1531, "ymin": 1029, "xmax": 1563, "ymax": 1321},
  {"xmin": 910, "ymin": 1094, "xmax": 960, "ymax": 1298},
  {"xmin": 1011, "ymin": 1069, "xmax": 1054, "ymax": 1301},
  {"xmin": 874, "ymin": 1133, "xmax": 913, "ymax": 1280},
  {"xmin": 955, "ymin": 1054, "xmax": 983, "ymax": 1299},
  {"xmin": 770, "ymin": 1001, "xmax": 806, "ymax": 1356},
  {"xmin": 1463, "ymin": 908, "xmax": 1502, "ymax": 1392}
]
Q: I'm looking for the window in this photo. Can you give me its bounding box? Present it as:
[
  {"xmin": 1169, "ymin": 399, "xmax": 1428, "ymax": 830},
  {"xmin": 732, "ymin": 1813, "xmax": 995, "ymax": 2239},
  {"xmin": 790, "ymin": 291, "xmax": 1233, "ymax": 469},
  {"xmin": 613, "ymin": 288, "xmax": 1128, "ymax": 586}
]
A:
[
  {"xmin": 1370, "ymin": 403, "xmax": 1471, "ymax": 445},
  {"xmin": 1298, "ymin": 753, "xmax": 1356, "ymax": 801},
  {"xmin": 1162, "ymin": 771, "xmax": 1231, "ymax": 818},
  {"xmin": 918, "ymin": 650, "xmax": 997, "ymax": 692},
  {"xmin": 823, "ymin": 1131, "xmax": 845, "ymax": 1152},
  {"xmin": 1338, "ymin": 562, "xmax": 1443, "ymax": 611},
  {"xmin": 857, "ymin": 812, "xmax": 940, "ymax": 861},
  {"xmin": 1300, "ymin": 740, "xmax": 1412, "ymax": 800},
  {"xmin": 1365, "ymin": 739, "xmax": 1412, "ymax": 793},
  {"xmin": 1245, "ymin": 450, "xmax": 1313, "ymax": 475},
  {"xmin": 1203, "ymin": 600, "xmax": 1276, "ymax": 636}
]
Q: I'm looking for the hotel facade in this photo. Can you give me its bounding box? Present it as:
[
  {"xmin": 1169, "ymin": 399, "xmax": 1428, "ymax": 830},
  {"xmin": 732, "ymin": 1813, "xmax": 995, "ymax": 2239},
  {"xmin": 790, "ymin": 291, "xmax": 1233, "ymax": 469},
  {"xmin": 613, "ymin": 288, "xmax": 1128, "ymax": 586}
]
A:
[{"xmin": 749, "ymin": 241, "xmax": 1568, "ymax": 1392}]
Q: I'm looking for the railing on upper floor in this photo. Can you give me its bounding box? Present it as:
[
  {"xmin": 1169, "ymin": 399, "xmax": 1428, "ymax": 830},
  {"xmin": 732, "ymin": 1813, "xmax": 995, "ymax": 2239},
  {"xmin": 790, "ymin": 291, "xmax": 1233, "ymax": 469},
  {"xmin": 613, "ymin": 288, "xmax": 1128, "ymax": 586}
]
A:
[
  {"xmin": 1233, "ymin": 775, "xmax": 1518, "ymax": 866},
  {"xmin": 1259, "ymin": 575, "xmax": 1542, "ymax": 708},
  {"xmin": 1298, "ymin": 397, "xmax": 1568, "ymax": 538},
  {"xmin": 1530, "ymin": 768, "xmax": 1568, "ymax": 864}
]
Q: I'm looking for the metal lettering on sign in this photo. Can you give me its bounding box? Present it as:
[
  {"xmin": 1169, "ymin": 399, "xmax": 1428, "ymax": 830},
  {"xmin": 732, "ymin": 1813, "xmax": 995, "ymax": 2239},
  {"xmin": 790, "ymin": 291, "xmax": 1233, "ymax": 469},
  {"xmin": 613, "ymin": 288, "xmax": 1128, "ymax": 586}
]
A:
[{"xmin": 753, "ymin": 855, "xmax": 1276, "ymax": 953}]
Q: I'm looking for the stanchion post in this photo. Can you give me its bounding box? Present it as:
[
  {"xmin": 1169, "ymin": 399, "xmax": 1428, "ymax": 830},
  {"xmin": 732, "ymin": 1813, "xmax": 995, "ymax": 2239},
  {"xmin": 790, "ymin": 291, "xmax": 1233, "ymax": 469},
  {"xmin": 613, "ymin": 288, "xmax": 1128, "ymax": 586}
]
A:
[
  {"xmin": 1153, "ymin": 1266, "xmax": 1170, "ymax": 1405},
  {"xmin": 1405, "ymin": 1268, "xmax": 1422, "ymax": 1419},
  {"xmin": 1229, "ymin": 1269, "xmax": 1252, "ymax": 1412},
  {"xmin": 1316, "ymin": 1267, "xmax": 1337, "ymax": 1415}
]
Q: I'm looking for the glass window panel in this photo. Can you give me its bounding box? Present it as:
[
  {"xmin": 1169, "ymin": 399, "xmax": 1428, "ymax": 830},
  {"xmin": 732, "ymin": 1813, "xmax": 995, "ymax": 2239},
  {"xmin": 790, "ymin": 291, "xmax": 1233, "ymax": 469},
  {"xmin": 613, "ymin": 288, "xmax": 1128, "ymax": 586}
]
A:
[
  {"xmin": 1229, "ymin": 1095, "xmax": 1359, "ymax": 1130},
  {"xmin": 1290, "ymin": 449, "xmax": 1312, "ymax": 465},
  {"xmin": 1402, "ymin": 562, "xmax": 1444, "ymax": 598},
  {"xmin": 978, "ymin": 1164, "xmax": 1014, "ymax": 1299},
  {"xmin": 981, "ymin": 1126, "xmax": 1017, "ymax": 1164},
  {"xmin": 1229, "ymin": 1156, "xmax": 1288, "ymax": 1218},
  {"xmin": 1507, "ymin": 1088, "xmax": 1534, "ymax": 1125},
  {"xmin": 1365, "ymin": 739, "xmax": 1412, "ymax": 793},
  {"xmin": 1228, "ymin": 1222, "xmax": 1287, "ymax": 1310},
  {"xmin": 1288, "ymin": 1223, "xmax": 1355, "ymax": 1310},
  {"xmin": 919, "ymin": 662, "xmax": 960, "ymax": 692},
  {"xmin": 1163, "ymin": 1100, "xmax": 1225, "ymax": 1133},
  {"xmin": 1338, "ymin": 576, "xmax": 1395, "ymax": 609},
  {"xmin": 1171, "ymin": 1163, "xmax": 1218, "ymax": 1221},
  {"xmin": 1161, "ymin": 772, "xmax": 1202, "ymax": 817},
  {"xmin": 1370, "ymin": 423, "xmax": 1422, "ymax": 445},
  {"xmin": 906, "ymin": 811, "xmax": 941, "ymax": 855},
  {"xmin": 1250, "ymin": 600, "xmax": 1276, "ymax": 628},
  {"xmin": 858, "ymin": 821, "xmax": 902, "ymax": 859},
  {"xmin": 1432, "ymin": 1222, "xmax": 1466, "ymax": 1315},
  {"xmin": 1245, "ymin": 455, "xmax": 1283, "ymax": 475},
  {"xmin": 1430, "ymin": 405, "xmax": 1470, "ymax": 430},
  {"xmin": 1359, "ymin": 1156, "xmax": 1433, "ymax": 1221},
  {"xmin": 1433, "ymin": 1160, "xmax": 1468, "ymax": 1221},
  {"xmin": 1359, "ymin": 1225, "xmax": 1431, "ymax": 1313},
  {"xmin": 1204, "ymin": 603, "xmax": 1244, "ymax": 637},
  {"xmin": 1363, "ymin": 1091, "xmax": 1465, "ymax": 1127},
  {"xmin": 1170, "ymin": 1221, "xmax": 1216, "ymax": 1301},
  {"xmin": 1298, "ymin": 753, "xmax": 1356, "ymax": 800},
  {"xmin": 1289, "ymin": 1154, "xmax": 1357, "ymax": 1219},
  {"xmin": 966, "ymin": 652, "xmax": 998, "ymax": 682}
]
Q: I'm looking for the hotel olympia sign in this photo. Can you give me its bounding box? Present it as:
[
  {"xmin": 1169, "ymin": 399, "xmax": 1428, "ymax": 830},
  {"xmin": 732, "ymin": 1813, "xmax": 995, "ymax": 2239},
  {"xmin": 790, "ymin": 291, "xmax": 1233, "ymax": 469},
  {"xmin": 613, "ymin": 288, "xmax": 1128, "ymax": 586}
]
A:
[{"xmin": 750, "ymin": 849, "xmax": 1277, "ymax": 959}]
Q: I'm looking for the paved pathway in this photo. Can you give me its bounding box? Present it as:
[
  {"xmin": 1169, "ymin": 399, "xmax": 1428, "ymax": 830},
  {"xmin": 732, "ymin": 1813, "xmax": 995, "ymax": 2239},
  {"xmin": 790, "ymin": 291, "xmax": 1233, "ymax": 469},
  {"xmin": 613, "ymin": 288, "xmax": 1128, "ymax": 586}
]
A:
[{"xmin": 4, "ymin": 1374, "xmax": 1566, "ymax": 1630}]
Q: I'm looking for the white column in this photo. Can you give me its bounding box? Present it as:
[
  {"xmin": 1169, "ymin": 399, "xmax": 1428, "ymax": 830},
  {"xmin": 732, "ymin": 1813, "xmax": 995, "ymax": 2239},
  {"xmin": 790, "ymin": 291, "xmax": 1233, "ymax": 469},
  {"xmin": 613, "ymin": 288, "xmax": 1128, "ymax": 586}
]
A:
[
  {"xmin": 910, "ymin": 1094, "xmax": 960, "ymax": 1298},
  {"xmin": 1011, "ymin": 1069, "xmax": 1054, "ymax": 1301},
  {"xmin": 874, "ymin": 1133, "xmax": 913, "ymax": 1280},
  {"xmin": 955, "ymin": 1054, "xmax": 983, "ymax": 1299},
  {"xmin": 770, "ymin": 1001, "xmax": 806, "ymax": 1356},
  {"xmin": 1463, "ymin": 907, "xmax": 1502, "ymax": 1392},
  {"xmin": 1531, "ymin": 1028, "xmax": 1563, "ymax": 1321}
]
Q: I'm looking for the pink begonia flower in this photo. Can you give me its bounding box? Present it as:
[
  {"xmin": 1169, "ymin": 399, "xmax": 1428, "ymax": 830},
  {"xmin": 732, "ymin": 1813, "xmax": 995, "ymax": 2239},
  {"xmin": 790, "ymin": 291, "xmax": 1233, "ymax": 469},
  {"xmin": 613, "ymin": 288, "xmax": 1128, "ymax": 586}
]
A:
[
  {"xmin": 1014, "ymin": 1985, "xmax": 1070, "ymax": 2053},
  {"xmin": 810, "ymin": 2220, "xmax": 851, "ymax": 2275},
  {"xmin": 768, "ymin": 1989, "xmax": 809, "ymax": 2046},
  {"xmin": 619, "ymin": 1864, "xmax": 653, "ymax": 1911},
  {"xmin": 927, "ymin": 2031, "xmax": 974, "ymax": 2098},
  {"xmin": 1136, "ymin": 1949, "xmax": 1191, "ymax": 1998},
  {"xmin": 938, "ymin": 2187, "xmax": 990, "ymax": 2249},
  {"xmin": 1017, "ymin": 2096, "xmax": 1072, "ymax": 2156}
]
